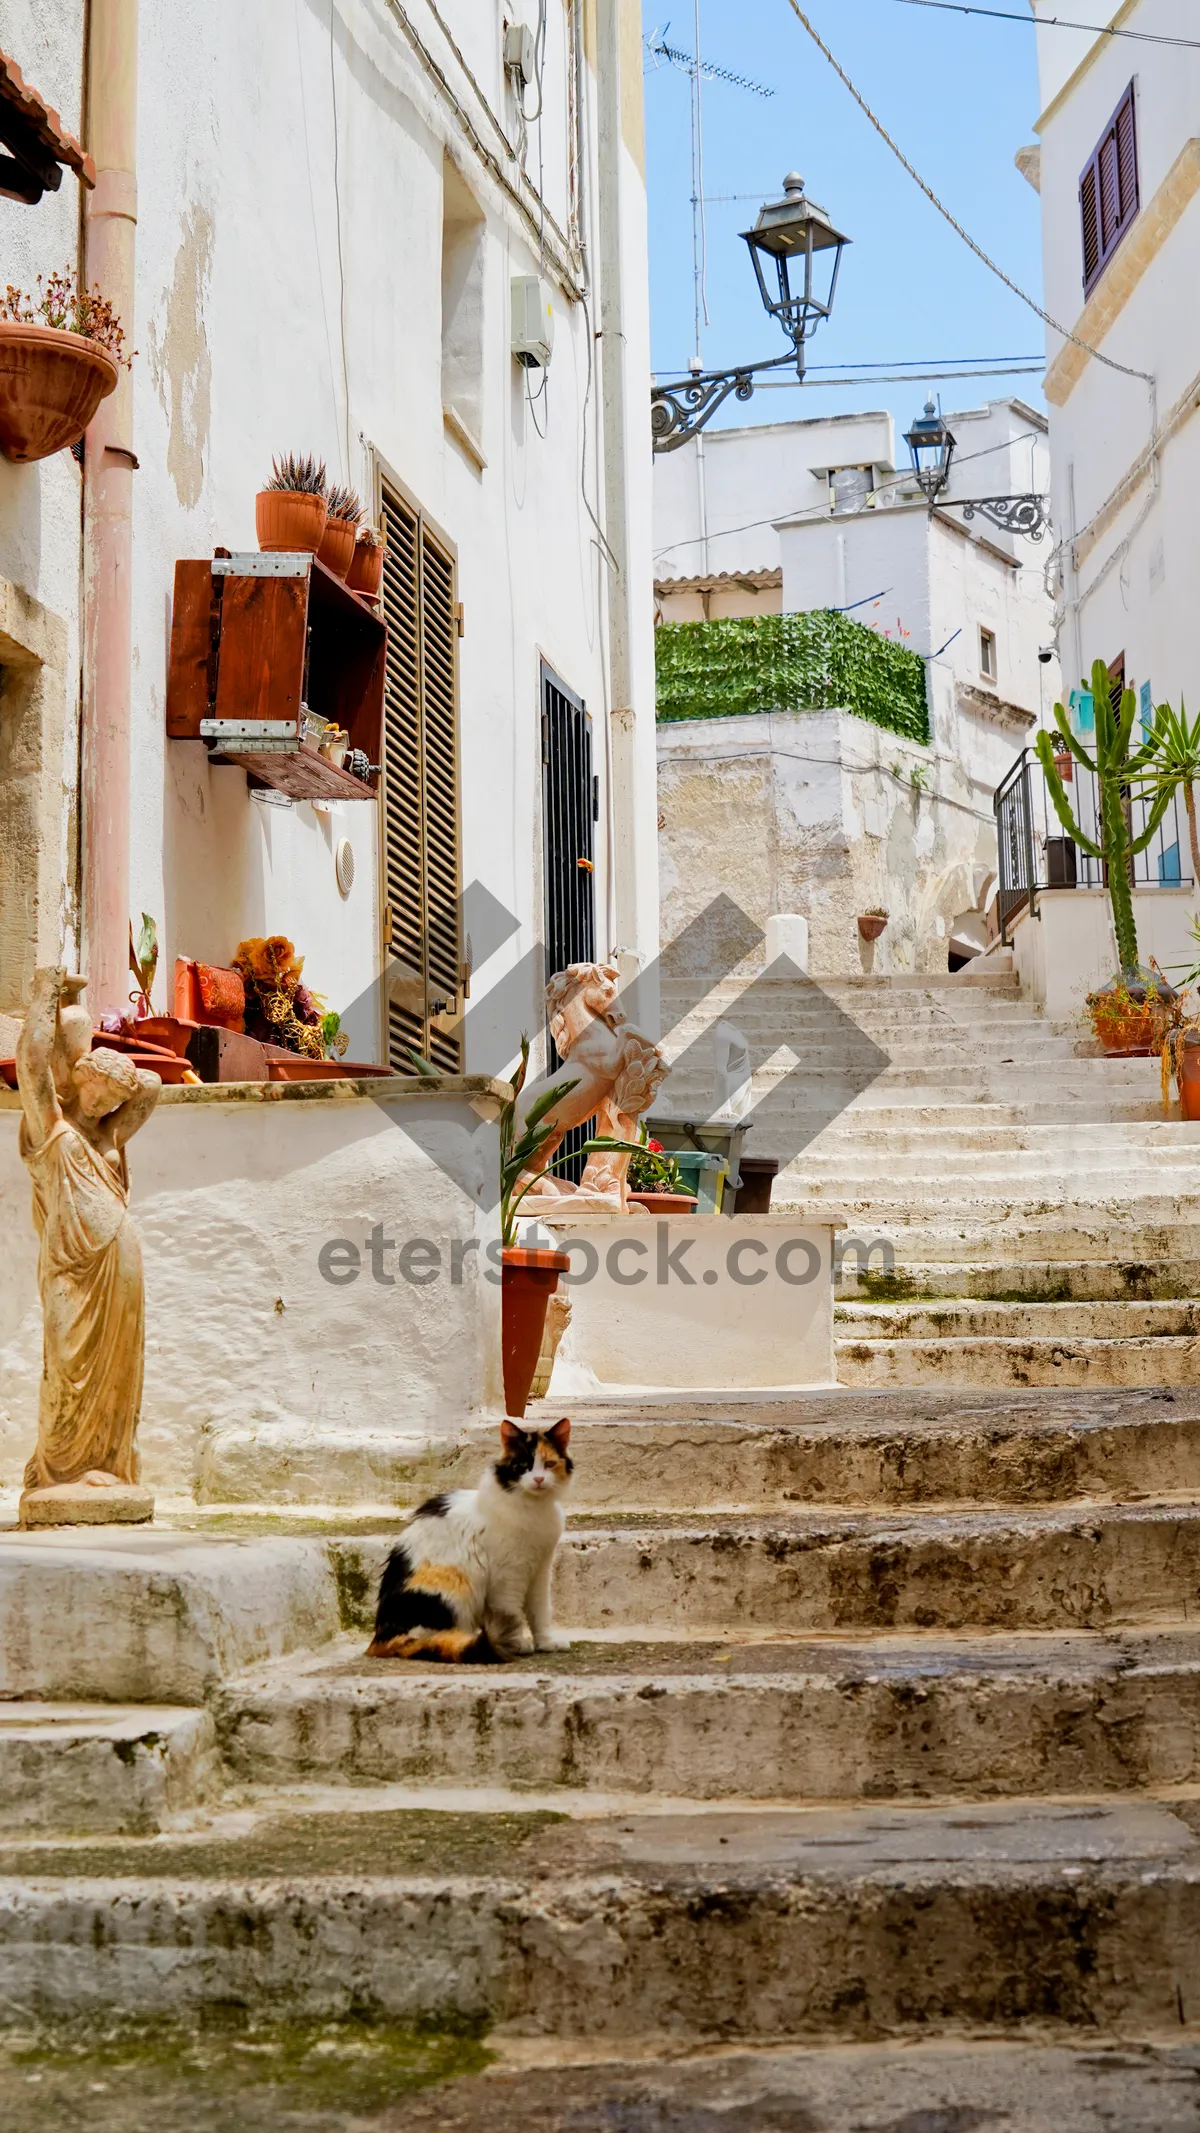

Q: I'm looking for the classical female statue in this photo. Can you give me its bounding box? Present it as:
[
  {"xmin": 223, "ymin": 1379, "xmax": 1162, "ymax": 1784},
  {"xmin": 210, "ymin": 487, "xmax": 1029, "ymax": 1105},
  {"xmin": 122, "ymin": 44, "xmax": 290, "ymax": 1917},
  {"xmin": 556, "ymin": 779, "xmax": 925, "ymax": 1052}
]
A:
[
  {"xmin": 514, "ymin": 962, "xmax": 668, "ymax": 1210},
  {"xmin": 15, "ymin": 966, "xmax": 161, "ymax": 1522}
]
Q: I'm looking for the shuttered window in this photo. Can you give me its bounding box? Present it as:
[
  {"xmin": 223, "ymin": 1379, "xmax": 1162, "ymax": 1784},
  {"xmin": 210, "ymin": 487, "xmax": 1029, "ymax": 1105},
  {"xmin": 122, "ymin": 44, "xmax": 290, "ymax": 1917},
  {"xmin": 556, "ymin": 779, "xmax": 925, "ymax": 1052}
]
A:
[
  {"xmin": 1080, "ymin": 83, "xmax": 1139, "ymax": 294},
  {"xmin": 379, "ymin": 482, "xmax": 463, "ymax": 1074}
]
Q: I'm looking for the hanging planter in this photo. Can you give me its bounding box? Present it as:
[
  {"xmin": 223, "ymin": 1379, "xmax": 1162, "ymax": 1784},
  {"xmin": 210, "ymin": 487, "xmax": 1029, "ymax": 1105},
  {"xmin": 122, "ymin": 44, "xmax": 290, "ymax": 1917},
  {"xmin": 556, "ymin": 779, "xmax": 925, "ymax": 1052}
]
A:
[
  {"xmin": 0, "ymin": 271, "xmax": 128, "ymax": 464},
  {"xmin": 858, "ymin": 909, "xmax": 889, "ymax": 942},
  {"xmin": 0, "ymin": 322, "xmax": 118, "ymax": 463}
]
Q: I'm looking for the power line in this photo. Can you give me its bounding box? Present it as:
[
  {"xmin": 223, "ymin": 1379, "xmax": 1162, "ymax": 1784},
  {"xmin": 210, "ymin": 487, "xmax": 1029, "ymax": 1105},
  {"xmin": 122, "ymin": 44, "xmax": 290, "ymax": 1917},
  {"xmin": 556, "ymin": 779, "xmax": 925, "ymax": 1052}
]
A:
[
  {"xmin": 890, "ymin": 0, "xmax": 1200, "ymax": 51},
  {"xmin": 780, "ymin": 0, "xmax": 1155, "ymax": 389}
]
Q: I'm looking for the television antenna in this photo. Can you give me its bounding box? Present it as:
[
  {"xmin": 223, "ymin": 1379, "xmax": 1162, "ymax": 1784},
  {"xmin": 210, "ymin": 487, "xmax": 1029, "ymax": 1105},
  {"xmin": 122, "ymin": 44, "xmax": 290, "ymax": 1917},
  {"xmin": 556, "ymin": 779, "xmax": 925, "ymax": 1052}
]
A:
[{"xmin": 645, "ymin": 18, "xmax": 775, "ymax": 369}]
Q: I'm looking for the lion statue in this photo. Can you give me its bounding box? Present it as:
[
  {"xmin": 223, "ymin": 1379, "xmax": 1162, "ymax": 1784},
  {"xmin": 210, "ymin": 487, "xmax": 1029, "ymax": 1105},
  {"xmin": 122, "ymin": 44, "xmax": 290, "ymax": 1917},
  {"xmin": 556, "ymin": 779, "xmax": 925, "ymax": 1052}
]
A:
[{"xmin": 514, "ymin": 962, "xmax": 668, "ymax": 1210}]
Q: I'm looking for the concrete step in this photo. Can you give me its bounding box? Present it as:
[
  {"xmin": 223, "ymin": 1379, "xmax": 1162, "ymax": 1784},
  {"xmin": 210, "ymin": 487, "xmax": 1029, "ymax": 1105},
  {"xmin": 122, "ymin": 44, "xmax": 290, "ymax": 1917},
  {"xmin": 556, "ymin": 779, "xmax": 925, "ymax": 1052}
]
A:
[
  {"xmin": 831, "ymin": 1222, "xmax": 1200, "ymax": 1265},
  {"xmin": 0, "ymin": 1533, "xmax": 339, "ymax": 1702},
  {"xmin": 837, "ymin": 1332, "xmax": 1200, "ymax": 1389},
  {"xmin": 660, "ymin": 969, "xmax": 1021, "ymax": 997},
  {"xmin": 216, "ymin": 1625, "xmax": 1200, "ymax": 1804},
  {"xmin": 331, "ymin": 1500, "xmax": 1200, "ymax": 1637},
  {"xmin": 837, "ymin": 1257, "xmax": 1200, "ymax": 1302},
  {"xmin": 8, "ymin": 2031, "xmax": 1200, "ymax": 2131},
  {"xmin": 780, "ymin": 1195, "xmax": 1200, "ymax": 1228},
  {"xmin": 838, "ymin": 1299, "xmax": 1200, "ymax": 1340},
  {"xmin": 807, "ymin": 1120, "xmax": 1200, "ymax": 1156},
  {"xmin": 0, "ymin": 1790, "xmax": 1196, "ymax": 2038},
  {"xmin": 0, "ymin": 1705, "xmax": 218, "ymax": 1834},
  {"xmin": 200, "ymin": 1389, "xmax": 1200, "ymax": 1512}
]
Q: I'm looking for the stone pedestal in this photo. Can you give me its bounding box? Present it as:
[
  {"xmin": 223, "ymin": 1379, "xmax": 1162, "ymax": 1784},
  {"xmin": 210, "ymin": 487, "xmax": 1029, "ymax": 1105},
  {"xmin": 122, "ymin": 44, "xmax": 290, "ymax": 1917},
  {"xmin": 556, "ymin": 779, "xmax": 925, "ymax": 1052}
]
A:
[{"xmin": 19, "ymin": 1480, "xmax": 155, "ymax": 1528}]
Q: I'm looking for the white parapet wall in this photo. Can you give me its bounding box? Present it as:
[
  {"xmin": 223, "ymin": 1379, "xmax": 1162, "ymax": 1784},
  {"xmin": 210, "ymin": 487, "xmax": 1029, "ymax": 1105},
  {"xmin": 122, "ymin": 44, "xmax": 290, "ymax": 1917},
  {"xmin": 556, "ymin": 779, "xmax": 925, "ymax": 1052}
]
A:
[
  {"xmin": 1010, "ymin": 888, "xmax": 1197, "ymax": 1022},
  {"xmin": 538, "ymin": 1212, "xmax": 837, "ymax": 1397},
  {"xmin": 0, "ymin": 1078, "xmax": 506, "ymax": 1500}
]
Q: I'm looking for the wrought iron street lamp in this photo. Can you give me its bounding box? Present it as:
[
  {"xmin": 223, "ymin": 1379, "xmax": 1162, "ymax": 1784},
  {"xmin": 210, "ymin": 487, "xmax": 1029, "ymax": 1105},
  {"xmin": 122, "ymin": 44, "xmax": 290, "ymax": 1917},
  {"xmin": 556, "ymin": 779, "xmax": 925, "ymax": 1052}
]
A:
[
  {"xmin": 650, "ymin": 173, "xmax": 850, "ymax": 454},
  {"xmin": 904, "ymin": 396, "xmax": 1049, "ymax": 541}
]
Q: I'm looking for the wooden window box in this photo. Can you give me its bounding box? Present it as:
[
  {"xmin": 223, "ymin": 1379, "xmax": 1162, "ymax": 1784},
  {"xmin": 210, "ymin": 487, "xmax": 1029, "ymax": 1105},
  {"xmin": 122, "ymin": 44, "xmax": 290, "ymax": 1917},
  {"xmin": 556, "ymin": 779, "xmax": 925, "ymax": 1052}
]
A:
[{"xmin": 164, "ymin": 551, "xmax": 385, "ymax": 802}]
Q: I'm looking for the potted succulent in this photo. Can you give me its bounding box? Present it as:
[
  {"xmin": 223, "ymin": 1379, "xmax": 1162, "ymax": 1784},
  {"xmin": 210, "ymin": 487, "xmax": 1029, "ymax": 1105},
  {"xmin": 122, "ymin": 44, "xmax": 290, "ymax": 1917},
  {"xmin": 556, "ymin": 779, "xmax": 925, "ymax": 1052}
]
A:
[
  {"xmin": 0, "ymin": 269, "xmax": 129, "ymax": 463},
  {"xmin": 348, "ymin": 523, "xmax": 385, "ymax": 598},
  {"xmin": 318, "ymin": 482, "xmax": 363, "ymax": 580},
  {"xmin": 256, "ymin": 453, "xmax": 328, "ymax": 554},
  {"xmin": 627, "ymin": 1133, "xmax": 698, "ymax": 1214},
  {"xmin": 1163, "ymin": 1024, "xmax": 1200, "ymax": 1119},
  {"xmin": 857, "ymin": 909, "xmax": 888, "ymax": 942}
]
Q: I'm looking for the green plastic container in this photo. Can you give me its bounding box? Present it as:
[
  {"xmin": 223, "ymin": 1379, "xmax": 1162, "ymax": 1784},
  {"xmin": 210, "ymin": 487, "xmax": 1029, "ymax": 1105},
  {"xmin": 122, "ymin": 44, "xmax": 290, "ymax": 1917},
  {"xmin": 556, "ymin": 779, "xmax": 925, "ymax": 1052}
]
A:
[{"xmin": 668, "ymin": 1149, "xmax": 729, "ymax": 1214}]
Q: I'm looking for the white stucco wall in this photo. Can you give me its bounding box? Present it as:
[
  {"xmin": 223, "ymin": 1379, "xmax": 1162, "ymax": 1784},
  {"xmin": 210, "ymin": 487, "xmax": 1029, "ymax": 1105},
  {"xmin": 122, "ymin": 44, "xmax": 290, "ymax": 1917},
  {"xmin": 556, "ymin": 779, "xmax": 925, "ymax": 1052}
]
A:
[
  {"xmin": 0, "ymin": 0, "xmax": 659, "ymax": 1073},
  {"xmin": 0, "ymin": 1082, "xmax": 504, "ymax": 1498},
  {"xmin": 1034, "ymin": 1, "xmax": 1200, "ymax": 710}
]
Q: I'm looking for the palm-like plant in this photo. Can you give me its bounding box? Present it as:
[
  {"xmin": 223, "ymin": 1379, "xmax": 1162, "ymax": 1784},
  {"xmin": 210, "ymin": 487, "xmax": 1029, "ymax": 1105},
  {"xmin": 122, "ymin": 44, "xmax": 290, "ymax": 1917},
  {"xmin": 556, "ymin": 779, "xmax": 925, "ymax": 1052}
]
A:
[
  {"xmin": 1035, "ymin": 658, "xmax": 1172, "ymax": 973},
  {"xmin": 1138, "ymin": 697, "xmax": 1200, "ymax": 885}
]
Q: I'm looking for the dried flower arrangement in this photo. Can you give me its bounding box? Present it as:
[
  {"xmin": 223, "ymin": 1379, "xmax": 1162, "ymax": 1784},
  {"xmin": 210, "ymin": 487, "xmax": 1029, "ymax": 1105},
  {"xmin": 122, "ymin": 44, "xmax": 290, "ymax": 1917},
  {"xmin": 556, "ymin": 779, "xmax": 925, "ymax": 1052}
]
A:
[
  {"xmin": 1, "ymin": 268, "xmax": 133, "ymax": 367},
  {"xmin": 264, "ymin": 452, "xmax": 327, "ymax": 495},
  {"xmin": 233, "ymin": 934, "xmax": 340, "ymax": 1059},
  {"xmin": 1085, "ymin": 964, "xmax": 1181, "ymax": 1057}
]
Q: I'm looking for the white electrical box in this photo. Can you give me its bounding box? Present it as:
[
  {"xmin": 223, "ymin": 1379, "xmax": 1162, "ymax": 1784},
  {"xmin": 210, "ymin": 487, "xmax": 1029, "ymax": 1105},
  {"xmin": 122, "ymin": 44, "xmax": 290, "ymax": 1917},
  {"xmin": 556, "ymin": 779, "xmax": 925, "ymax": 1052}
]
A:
[
  {"xmin": 511, "ymin": 274, "xmax": 554, "ymax": 369},
  {"xmin": 504, "ymin": 23, "xmax": 536, "ymax": 85}
]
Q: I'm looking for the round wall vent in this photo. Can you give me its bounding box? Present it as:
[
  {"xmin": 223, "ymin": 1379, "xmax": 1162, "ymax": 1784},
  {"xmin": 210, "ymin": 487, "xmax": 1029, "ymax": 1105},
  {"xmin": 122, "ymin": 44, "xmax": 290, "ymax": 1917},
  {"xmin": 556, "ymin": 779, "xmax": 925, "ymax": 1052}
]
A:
[{"xmin": 335, "ymin": 838, "xmax": 355, "ymax": 897}]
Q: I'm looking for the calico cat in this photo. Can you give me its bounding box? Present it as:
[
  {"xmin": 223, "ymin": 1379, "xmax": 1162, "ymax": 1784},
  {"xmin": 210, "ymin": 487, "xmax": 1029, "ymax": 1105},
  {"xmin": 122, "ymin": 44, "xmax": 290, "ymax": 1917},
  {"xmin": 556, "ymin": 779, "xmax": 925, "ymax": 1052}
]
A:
[{"xmin": 367, "ymin": 1418, "xmax": 573, "ymax": 1663}]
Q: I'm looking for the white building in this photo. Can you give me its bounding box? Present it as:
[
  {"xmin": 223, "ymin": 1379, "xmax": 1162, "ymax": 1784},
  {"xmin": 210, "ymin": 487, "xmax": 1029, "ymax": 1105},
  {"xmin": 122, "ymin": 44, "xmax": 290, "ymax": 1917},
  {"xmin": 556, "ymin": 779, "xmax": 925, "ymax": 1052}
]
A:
[
  {"xmin": 652, "ymin": 404, "xmax": 1060, "ymax": 974},
  {"xmin": 0, "ymin": 0, "xmax": 659, "ymax": 1073},
  {"xmin": 1028, "ymin": 0, "xmax": 1200, "ymax": 720}
]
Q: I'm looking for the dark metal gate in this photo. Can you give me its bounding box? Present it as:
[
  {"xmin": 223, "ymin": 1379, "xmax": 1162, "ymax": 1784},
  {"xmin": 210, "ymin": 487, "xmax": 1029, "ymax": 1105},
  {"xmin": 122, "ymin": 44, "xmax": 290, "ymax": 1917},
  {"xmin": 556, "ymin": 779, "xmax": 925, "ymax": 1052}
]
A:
[{"xmin": 542, "ymin": 665, "xmax": 596, "ymax": 1170}]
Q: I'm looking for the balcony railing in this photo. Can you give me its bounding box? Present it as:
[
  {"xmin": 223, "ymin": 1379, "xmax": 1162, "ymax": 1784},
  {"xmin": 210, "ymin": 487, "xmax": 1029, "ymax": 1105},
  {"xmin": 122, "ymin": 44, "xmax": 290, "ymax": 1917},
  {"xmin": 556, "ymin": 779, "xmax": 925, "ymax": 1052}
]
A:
[{"xmin": 994, "ymin": 746, "xmax": 1193, "ymax": 945}]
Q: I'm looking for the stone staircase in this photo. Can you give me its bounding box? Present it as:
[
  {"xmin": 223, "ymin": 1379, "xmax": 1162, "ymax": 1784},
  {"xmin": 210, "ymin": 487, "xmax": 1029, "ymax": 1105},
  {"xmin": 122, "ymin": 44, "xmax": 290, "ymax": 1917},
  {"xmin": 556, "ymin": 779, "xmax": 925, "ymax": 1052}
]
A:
[
  {"xmin": 4, "ymin": 1381, "xmax": 1200, "ymax": 2116},
  {"xmin": 4, "ymin": 965, "xmax": 1200, "ymax": 2117},
  {"xmin": 658, "ymin": 962, "xmax": 1200, "ymax": 1389}
]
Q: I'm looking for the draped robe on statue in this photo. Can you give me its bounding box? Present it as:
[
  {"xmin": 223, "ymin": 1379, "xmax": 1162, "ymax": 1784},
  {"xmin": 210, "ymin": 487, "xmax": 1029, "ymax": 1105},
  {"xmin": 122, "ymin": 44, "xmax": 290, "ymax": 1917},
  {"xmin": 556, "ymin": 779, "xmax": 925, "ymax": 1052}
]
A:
[{"xmin": 19, "ymin": 1115, "xmax": 145, "ymax": 1490}]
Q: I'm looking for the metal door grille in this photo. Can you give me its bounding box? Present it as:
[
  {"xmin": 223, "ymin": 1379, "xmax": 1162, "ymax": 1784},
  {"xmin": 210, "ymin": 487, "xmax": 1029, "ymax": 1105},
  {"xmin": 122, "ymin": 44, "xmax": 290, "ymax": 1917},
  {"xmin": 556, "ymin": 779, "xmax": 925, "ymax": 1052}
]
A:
[
  {"xmin": 542, "ymin": 666, "xmax": 596, "ymax": 1171},
  {"xmin": 379, "ymin": 485, "xmax": 462, "ymax": 1073}
]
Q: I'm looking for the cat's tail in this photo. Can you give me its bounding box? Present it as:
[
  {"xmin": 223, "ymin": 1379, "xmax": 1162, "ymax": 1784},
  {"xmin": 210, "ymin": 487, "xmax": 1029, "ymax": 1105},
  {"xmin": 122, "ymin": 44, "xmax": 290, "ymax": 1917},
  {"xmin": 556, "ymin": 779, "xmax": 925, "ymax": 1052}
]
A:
[{"xmin": 366, "ymin": 1627, "xmax": 500, "ymax": 1664}]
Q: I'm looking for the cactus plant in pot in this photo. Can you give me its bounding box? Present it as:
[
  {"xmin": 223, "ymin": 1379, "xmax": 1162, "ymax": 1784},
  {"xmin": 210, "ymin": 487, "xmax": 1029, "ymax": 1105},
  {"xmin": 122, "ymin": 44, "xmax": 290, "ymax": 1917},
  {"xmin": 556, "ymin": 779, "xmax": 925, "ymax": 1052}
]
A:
[
  {"xmin": 1036, "ymin": 660, "xmax": 1178, "ymax": 1055},
  {"xmin": 318, "ymin": 482, "xmax": 363, "ymax": 580},
  {"xmin": 348, "ymin": 523, "xmax": 385, "ymax": 598},
  {"xmin": 256, "ymin": 453, "xmax": 328, "ymax": 553}
]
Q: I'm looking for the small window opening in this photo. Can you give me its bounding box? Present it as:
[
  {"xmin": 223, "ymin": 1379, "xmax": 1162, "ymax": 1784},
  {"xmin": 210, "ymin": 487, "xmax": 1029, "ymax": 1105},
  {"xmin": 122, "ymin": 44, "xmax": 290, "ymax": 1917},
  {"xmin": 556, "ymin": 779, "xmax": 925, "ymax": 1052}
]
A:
[{"xmin": 979, "ymin": 628, "xmax": 997, "ymax": 682}]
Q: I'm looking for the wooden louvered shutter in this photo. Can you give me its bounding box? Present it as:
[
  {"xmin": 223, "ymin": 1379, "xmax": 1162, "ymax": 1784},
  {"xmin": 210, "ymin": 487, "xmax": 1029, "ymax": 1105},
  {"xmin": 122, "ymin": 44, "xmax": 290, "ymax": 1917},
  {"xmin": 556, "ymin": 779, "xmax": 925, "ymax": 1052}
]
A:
[
  {"xmin": 1081, "ymin": 83, "xmax": 1139, "ymax": 294},
  {"xmin": 1080, "ymin": 159, "xmax": 1100, "ymax": 290},
  {"xmin": 379, "ymin": 483, "xmax": 462, "ymax": 1074}
]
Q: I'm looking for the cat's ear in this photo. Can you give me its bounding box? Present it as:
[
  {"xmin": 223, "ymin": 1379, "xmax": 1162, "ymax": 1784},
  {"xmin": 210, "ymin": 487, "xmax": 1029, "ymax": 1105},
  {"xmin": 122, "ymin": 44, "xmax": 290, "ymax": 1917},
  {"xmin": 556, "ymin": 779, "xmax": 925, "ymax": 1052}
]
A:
[
  {"xmin": 500, "ymin": 1420, "xmax": 530, "ymax": 1454},
  {"xmin": 545, "ymin": 1416, "xmax": 571, "ymax": 1453}
]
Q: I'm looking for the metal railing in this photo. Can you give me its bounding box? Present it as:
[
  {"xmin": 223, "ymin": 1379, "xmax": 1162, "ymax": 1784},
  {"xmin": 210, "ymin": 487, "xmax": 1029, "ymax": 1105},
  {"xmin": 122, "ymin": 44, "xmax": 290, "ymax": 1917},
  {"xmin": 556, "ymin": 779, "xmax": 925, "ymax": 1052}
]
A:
[{"xmin": 994, "ymin": 746, "xmax": 1194, "ymax": 946}]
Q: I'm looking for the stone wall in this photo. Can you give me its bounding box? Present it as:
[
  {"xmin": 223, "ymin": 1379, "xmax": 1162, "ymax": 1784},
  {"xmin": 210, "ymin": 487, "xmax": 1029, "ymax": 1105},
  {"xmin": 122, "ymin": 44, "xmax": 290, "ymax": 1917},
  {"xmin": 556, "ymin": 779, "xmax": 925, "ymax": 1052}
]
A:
[{"xmin": 657, "ymin": 709, "xmax": 998, "ymax": 978}]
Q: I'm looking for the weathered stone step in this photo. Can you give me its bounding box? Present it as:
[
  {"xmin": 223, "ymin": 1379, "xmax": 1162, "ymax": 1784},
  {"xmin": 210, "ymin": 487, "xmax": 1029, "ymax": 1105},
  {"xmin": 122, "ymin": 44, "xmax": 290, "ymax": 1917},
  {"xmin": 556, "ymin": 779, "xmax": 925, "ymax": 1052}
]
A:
[
  {"xmin": 810, "ymin": 1120, "xmax": 1200, "ymax": 1156},
  {"xmin": 0, "ymin": 1792, "xmax": 1195, "ymax": 2039},
  {"xmin": 201, "ymin": 1389, "xmax": 1200, "ymax": 1511},
  {"xmin": 660, "ymin": 969, "xmax": 1020, "ymax": 998},
  {"xmin": 0, "ymin": 1534, "xmax": 338, "ymax": 1703},
  {"xmin": 332, "ymin": 1500, "xmax": 1200, "ymax": 1636},
  {"xmin": 838, "ymin": 1299, "xmax": 1200, "ymax": 1340},
  {"xmin": 0, "ymin": 1705, "xmax": 218, "ymax": 1834},
  {"xmin": 838, "ymin": 1257, "xmax": 1200, "ymax": 1302},
  {"xmin": 8, "ymin": 2029, "xmax": 1198, "ymax": 2129},
  {"xmin": 780, "ymin": 1193, "xmax": 1200, "ymax": 1228},
  {"xmin": 837, "ymin": 1333, "xmax": 1200, "ymax": 1390},
  {"xmin": 832, "ymin": 1222, "xmax": 1200, "ymax": 1266},
  {"xmin": 805, "ymin": 1148, "xmax": 1200, "ymax": 1184},
  {"xmin": 215, "ymin": 1625, "xmax": 1200, "ymax": 1804}
]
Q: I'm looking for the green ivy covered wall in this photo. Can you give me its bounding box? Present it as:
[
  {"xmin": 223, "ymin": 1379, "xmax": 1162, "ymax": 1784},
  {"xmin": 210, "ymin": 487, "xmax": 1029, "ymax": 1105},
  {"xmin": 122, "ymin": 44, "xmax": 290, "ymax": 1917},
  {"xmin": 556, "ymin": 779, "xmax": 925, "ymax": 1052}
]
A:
[{"xmin": 654, "ymin": 609, "xmax": 931, "ymax": 746}]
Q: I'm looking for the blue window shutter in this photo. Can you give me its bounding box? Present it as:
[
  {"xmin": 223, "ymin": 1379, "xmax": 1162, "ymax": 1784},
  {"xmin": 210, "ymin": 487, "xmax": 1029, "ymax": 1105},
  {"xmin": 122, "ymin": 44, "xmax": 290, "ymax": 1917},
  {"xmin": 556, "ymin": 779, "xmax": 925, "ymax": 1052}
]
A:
[
  {"xmin": 1159, "ymin": 842, "xmax": 1181, "ymax": 887},
  {"xmin": 1140, "ymin": 680, "xmax": 1153, "ymax": 736}
]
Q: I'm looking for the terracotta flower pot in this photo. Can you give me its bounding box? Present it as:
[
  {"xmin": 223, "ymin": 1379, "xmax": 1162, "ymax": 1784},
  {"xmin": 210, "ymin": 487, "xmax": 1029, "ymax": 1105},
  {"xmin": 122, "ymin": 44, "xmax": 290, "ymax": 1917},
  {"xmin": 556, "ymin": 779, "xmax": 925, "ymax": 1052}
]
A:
[
  {"xmin": 0, "ymin": 322, "xmax": 118, "ymax": 463},
  {"xmin": 1179, "ymin": 1041, "xmax": 1200, "ymax": 1120},
  {"xmin": 347, "ymin": 539, "xmax": 384, "ymax": 597},
  {"xmin": 256, "ymin": 489, "xmax": 327, "ymax": 554},
  {"xmin": 502, "ymin": 1246, "xmax": 571, "ymax": 1417},
  {"xmin": 316, "ymin": 514, "xmax": 357, "ymax": 579},
  {"xmin": 857, "ymin": 912, "xmax": 888, "ymax": 943},
  {"xmin": 628, "ymin": 1191, "xmax": 698, "ymax": 1214},
  {"xmin": 1096, "ymin": 1010, "xmax": 1155, "ymax": 1057},
  {"xmin": 133, "ymin": 1014, "xmax": 199, "ymax": 1058}
]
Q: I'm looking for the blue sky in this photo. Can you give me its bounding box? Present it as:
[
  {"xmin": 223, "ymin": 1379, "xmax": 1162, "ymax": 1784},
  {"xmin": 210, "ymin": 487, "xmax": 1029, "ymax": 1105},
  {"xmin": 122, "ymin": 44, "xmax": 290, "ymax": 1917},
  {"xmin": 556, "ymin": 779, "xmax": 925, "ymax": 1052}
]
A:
[{"xmin": 642, "ymin": 0, "xmax": 1047, "ymax": 447}]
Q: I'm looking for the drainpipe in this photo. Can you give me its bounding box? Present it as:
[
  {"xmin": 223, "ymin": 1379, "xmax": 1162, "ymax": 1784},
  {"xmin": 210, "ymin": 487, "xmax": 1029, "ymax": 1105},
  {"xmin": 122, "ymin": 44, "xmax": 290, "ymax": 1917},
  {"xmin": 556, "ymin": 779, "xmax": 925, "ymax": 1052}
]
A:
[
  {"xmin": 81, "ymin": 0, "xmax": 137, "ymax": 1015},
  {"xmin": 595, "ymin": 0, "xmax": 642, "ymax": 993}
]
